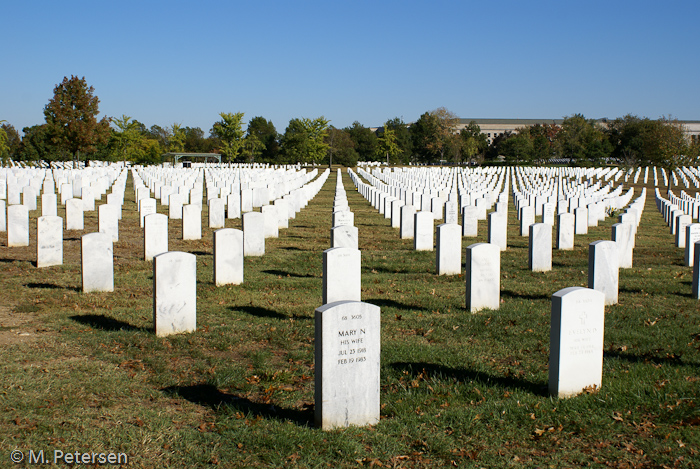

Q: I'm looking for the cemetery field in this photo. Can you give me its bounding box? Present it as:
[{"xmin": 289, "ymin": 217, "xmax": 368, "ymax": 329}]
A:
[{"xmin": 1, "ymin": 168, "xmax": 700, "ymax": 468}]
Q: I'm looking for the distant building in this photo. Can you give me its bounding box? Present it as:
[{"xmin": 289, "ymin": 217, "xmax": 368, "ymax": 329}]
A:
[{"xmin": 455, "ymin": 118, "xmax": 700, "ymax": 144}]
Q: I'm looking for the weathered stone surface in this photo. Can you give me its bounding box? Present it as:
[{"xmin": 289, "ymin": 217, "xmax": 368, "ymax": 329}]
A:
[
  {"xmin": 315, "ymin": 301, "xmax": 380, "ymax": 430},
  {"xmin": 465, "ymin": 243, "xmax": 500, "ymax": 313},
  {"xmin": 213, "ymin": 228, "xmax": 244, "ymax": 286},
  {"xmin": 588, "ymin": 240, "xmax": 619, "ymax": 305},
  {"xmin": 436, "ymin": 223, "xmax": 461, "ymax": 275},
  {"xmin": 549, "ymin": 287, "xmax": 605, "ymax": 398},
  {"xmin": 154, "ymin": 251, "xmax": 197, "ymax": 337},
  {"xmin": 37, "ymin": 215, "xmax": 62, "ymax": 267},
  {"xmin": 81, "ymin": 232, "xmax": 114, "ymax": 292},
  {"xmin": 323, "ymin": 247, "xmax": 361, "ymax": 305}
]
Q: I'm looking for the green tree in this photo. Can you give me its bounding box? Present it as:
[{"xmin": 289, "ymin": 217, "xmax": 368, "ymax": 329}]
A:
[
  {"xmin": 383, "ymin": 117, "xmax": 412, "ymax": 164},
  {"xmin": 376, "ymin": 121, "xmax": 402, "ymax": 164},
  {"xmin": 246, "ymin": 116, "xmax": 280, "ymax": 163},
  {"xmin": 345, "ymin": 121, "xmax": 378, "ymax": 162},
  {"xmin": 243, "ymin": 133, "xmax": 265, "ymax": 163},
  {"xmin": 183, "ymin": 126, "xmax": 214, "ymax": 153},
  {"xmin": 110, "ymin": 115, "xmax": 145, "ymax": 161},
  {"xmin": 280, "ymin": 116, "xmax": 329, "ymax": 164},
  {"xmin": 211, "ymin": 112, "xmax": 245, "ymax": 162},
  {"xmin": 410, "ymin": 112, "xmax": 439, "ymax": 163},
  {"xmin": 148, "ymin": 125, "xmax": 170, "ymax": 149},
  {"xmin": 0, "ymin": 120, "xmax": 8, "ymax": 161},
  {"xmin": 557, "ymin": 114, "xmax": 611, "ymax": 166},
  {"xmin": 19, "ymin": 124, "xmax": 60, "ymax": 161},
  {"xmin": 500, "ymin": 131, "xmax": 534, "ymax": 164},
  {"xmin": 43, "ymin": 75, "xmax": 111, "ymax": 162},
  {"xmin": 426, "ymin": 107, "xmax": 461, "ymax": 162},
  {"xmin": 655, "ymin": 116, "xmax": 691, "ymax": 169},
  {"xmin": 325, "ymin": 127, "xmax": 358, "ymax": 167},
  {"xmin": 459, "ymin": 121, "xmax": 488, "ymax": 164},
  {"xmin": 168, "ymin": 123, "xmax": 186, "ymax": 153},
  {"xmin": 2, "ymin": 123, "xmax": 22, "ymax": 160},
  {"xmin": 305, "ymin": 116, "xmax": 330, "ymax": 165}
]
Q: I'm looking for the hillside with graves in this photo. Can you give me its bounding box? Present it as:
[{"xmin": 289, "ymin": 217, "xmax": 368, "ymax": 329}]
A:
[{"xmin": 1, "ymin": 161, "xmax": 698, "ymax": 467}]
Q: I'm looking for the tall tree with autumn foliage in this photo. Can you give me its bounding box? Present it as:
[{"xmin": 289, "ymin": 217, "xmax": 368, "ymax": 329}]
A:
[{"xmin": 43, "ymin": 76, "xmax": 111, "ymax": 162}]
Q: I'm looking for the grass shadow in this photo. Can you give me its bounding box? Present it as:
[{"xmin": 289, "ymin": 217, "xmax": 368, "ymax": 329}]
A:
[
  {"xmin": 500, "ymin": 289, "xmax": 551, "ymax": 301},
  {"xmin": 162, "ymin": 384, "xmax": 313, "ymax": 427},
  {"xmin": 262, "ymin": 269, "xmax": 316, "ymax": 279},
  {"xmin": 367, "ymin": 266, "xmax": 424, "ymax": 275},
  {"xmin": 233, "ymin": 305, "xmax": 287, "ymax": 320},
  {"xmin": 26, "ymin": 282, "xmax": 81, "ymax": 292},
  {"xmin": 604, "ymin": 349, "xmax": 696, "ymax": 368},
  {"xmin": 365, "ymin": 298, "xmax": 427, "ymax": 312},
  {"xmin": 390, "ymin": 361, "xmax": 547, "ymax": 397},
  {"xmin": 70, "ymin": 314, "xmax": 151, "ymax": 332}
]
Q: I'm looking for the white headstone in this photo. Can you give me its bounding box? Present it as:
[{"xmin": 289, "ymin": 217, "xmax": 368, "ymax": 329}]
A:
[
  {"xmin": 182, "ymin": 204, "xmax": 202, "ymax": 240},
  {"xmin": 261, "ymin": 205, "xmax": 279, "ymax": 238},
  {"xmin": 154, "ymin": 251, "xmax": 197, "ymax": 337},
  {"xmin": 332, "ymin": 211, "xmax": 354, "ymax": 228},
  {"xmin": 520, "ymin": 206, "xmax": 535, "ymax": 237},
  {"xmin": 227, "ymin": 193, "xmax": 241, "ymax": 219},
  {"xmin": 462, "ymin": 206, "xmax": 478, "ymax": 237},
  {"xmin": 7, "ymin": 204, "xmax": 29, "ymax": 246},
  {"xmin": 65, "ymin": 198, "xmax": 84, "ymax": 231},
  {"xmin": 436, "ymin": 223, "xmax": 461, "ymax": 275},
  {"xmin": 139, "ymin": 198, "xmax": 156, "ymax": 228},
  {"xmin": 676, "ymin": 214, "xmax": 692, "ymax": 249},
  {"xmin": 98, "ymin": 204, "xmax": 119, "ymax": 242},
  {"xmin": 208, "ymin": 198, "xmax": 225, "ymax": 229},
  {"xmin": 693, "ymin": 241, "xmax": 700, "ymax": 299},
  {"xmin": 41, "ymin": 193, "xmax": 57, "ymax": 217},
  {"xmin": 413, "ymin": 212, "xmax": 433, "ymax": 251},
  {"xmin": 548, "ymin": 287, "xmax": 605, "ymax": 398},
  {"xmin": 314, "ymin": 300, "xmax": 380, "ymax": 430},
  {"xmin": 685, "ymin": 224, "xmax": 700, "ymax": 267},
  {"xmin": 331, "ymin": 225, "xmax": 359, "ymax": 250},
  {"xmin": 36, "ymin": 215, "xmax": 63, "ymax": 267},
  {"xmin": 242, "ymin": 211, "xmax": 265, "ymax": 257},
  {"xmin": 588, "ymin": 240, "xmax": 619, "ymax": 305},
  {"xmin": 213, "ymin": 228, "xmax": 244, "ymax": 286},
  {"xmin": 391, "ymin": 199, "xmax": 404, "ymax": 228},
  {"xmin": 574, "ymin": 207, "xmax": 588, "ymax": 235},
  {"xmin": 81, "ymin": 232, "xmax": 114, "ymax": 292},
  {"xmin": 611, "ymin": 223, "xmax": 633, "ymax": 269},
  {"xmin": 488, "ymin": 212, "xmax": 507, "ymax": 251},
  {"xmin": 399, "ymin": 205, "xmax": 415, "ymax": 239},
  {"xmin": 556, "ymin": 213, "xmax": 575, "ymax": 250},
  {"xmin": 0, "ymin": 200, "xmax": 6, "ymax": 232},
  {"xmin": 529, "ymin": 223, "xmax": 552, "ymax": 272},
  {"xmin": 144, "ymin": 213, "xmax": 168, "ymax": 261},
  {"xmin": 465, "ymin": 243, "xmax": 500, "ymax": 312},
  {"xmin": 323, "ymin": 247, "xmax": 361, "ymax": 305}
]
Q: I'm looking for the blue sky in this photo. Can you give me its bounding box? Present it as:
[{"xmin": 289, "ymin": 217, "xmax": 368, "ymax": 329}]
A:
[{"xmin": 2, "ymin": 1, "xmax": 698, "ymax": 135}]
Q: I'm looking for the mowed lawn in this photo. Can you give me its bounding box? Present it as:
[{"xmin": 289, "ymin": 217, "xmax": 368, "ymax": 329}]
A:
[{"xmin": 0, "ymin": 167, "xmax": 699, "ymax": 468}]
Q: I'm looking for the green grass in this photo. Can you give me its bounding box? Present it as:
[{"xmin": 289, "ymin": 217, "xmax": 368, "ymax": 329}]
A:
[{"xmin": 0, "ymin": 167, "xmax": 699, "ymax": 468}]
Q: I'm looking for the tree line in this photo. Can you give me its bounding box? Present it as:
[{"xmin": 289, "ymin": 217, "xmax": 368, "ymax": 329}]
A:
[{"xmin": 1, "ymin": 76, "xmax": 698, "ymax": 169}]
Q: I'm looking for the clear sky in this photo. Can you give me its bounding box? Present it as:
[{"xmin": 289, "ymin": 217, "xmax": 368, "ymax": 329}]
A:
[{"xmin": 2, "ymin": 0, "xmax": 698, "ymax": 135}]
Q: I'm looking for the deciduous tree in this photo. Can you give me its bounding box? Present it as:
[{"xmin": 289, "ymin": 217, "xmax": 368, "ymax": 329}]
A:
[
  {"xmin": 325, "ymin": 127, "xmax": 358, "ymax": 167},
  {"xmin": 345, "ymin": 121, "xmax": 378, "ymax": 162},
  {"xmin": 376, "ymin": 121, "xmax": 402, "ymax": 164},
  {"xmin": 43, "ymin": 75, "xmax": 111, "ymax": 161},
  {"xmin": 246, "ymin": 116, "xmax": 280, "ymax": 163},
  {"xmin": 211, "ymin": 112, "xmax": 245, "ymax": 162},
  {"xmin": 281, "ymin": 117, "xmax": 329, "ymax": 164}
]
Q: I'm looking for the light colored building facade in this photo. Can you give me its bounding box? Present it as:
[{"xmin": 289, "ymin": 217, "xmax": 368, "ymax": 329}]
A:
[{"xmin": 456, "ymin": 118, "xmax": 700, "ymax": 144}]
